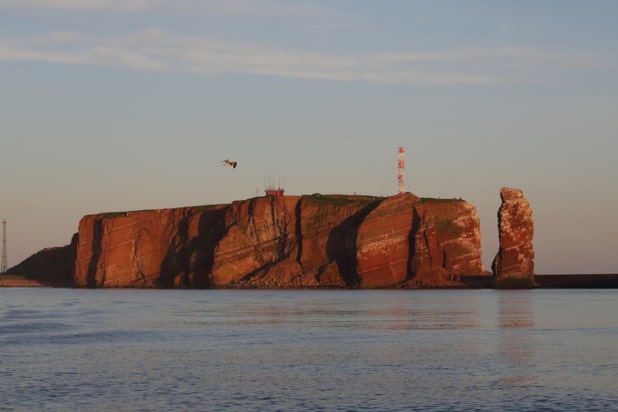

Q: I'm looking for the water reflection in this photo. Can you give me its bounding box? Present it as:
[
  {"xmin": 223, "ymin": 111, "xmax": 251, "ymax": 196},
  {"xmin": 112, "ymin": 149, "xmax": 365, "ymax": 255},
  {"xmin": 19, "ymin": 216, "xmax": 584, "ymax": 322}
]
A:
[
  {"xmin": 205, "ymin": 291, "xmax": 487, "ymax": 332},
  {"xmin": 498, "ymin": 291, "xmax": 535, "ymax": 329},
  {"xmin": 495, "ymin": 291, "xmax": 538, "ymax": 388},
  {"xmin": 1, "ymin": 289, "xmax": 616, "ymax": 411}
]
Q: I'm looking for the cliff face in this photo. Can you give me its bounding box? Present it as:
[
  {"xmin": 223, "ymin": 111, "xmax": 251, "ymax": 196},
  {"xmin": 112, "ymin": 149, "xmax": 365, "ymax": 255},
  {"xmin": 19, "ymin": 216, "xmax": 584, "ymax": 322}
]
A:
[
  {"xmin": 17, "ymin": 193, "xmax": 488, "ymax": 288},
  {"xmin": 355, "ymin": 194, "xmax": 485, "ymax": 287},
  {"xmin": 210, "ymin": 196, "xmax": 302, "ymax": 287},
  {"xmin": 210, "ymin": 195, "xmax": 382, "ymax": 288},
  {"xmin": 408, "ymin": 197, "xmax": 485, "ymax": 286},
  {"xmin": 492, "ymin": 187, "xmax": 535, "ymax": 288},
  {"xmin": 73, "ymin": 206, "xmax": 227, "ymax": 288}
]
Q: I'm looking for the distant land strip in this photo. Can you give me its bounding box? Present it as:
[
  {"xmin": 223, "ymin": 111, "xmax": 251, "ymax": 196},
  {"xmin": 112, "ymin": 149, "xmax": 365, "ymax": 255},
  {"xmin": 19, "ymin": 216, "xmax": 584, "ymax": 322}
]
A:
[{"xmin": 535, "ymin": 274, "xmax": 618, "ymax": 288}]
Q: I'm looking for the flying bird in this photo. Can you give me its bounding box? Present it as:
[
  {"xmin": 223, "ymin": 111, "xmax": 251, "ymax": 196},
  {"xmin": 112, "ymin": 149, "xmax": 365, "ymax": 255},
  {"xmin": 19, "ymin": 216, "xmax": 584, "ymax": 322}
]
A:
[{"xmin": 221, "ymin": 159, "xmax": 237, "ymax": 169}]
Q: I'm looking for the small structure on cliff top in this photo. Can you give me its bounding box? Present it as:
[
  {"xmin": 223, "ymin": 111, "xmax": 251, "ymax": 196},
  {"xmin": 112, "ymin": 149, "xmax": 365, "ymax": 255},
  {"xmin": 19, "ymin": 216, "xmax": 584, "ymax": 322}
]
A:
[{"xmin": 264, "ymin": 177, "xmax": 285, "ymax": 197}]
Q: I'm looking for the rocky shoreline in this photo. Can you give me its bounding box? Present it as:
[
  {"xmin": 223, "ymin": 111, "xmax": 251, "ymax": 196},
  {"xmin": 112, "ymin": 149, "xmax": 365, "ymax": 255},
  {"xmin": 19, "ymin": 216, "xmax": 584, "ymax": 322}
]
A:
[
  {"xmin": 0, "ymin": 274, "xmax": 48, "ymax": 287},
  {"xmin": 2, "ymin": 273, "xmax": 617, "ymax": 289}
]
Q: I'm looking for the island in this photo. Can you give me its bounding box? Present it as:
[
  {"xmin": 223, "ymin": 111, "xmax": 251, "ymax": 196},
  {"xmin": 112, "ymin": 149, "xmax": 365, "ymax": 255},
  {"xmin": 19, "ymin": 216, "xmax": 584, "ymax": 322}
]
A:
[{"xmin": 12, "ymin": 187, "xmax": 591, "ymax": 289}]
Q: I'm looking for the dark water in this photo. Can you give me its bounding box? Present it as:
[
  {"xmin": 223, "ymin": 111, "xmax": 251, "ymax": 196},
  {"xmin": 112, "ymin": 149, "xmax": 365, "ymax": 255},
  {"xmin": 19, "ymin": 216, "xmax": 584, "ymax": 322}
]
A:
[{"xmin": 0, "ymin": 288, "xmax": 616, "ymax": 411}]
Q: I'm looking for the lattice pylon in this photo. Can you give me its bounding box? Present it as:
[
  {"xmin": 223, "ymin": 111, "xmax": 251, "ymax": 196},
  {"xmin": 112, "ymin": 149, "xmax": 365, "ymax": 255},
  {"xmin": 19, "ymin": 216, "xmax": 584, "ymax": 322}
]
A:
[
  {"xmin": 398, "ymin": 146, "xmax": 405, "ymax": 194},
  {"xmin": 1, "ymin": 219, "xmax": 7, "ymax": 273}
]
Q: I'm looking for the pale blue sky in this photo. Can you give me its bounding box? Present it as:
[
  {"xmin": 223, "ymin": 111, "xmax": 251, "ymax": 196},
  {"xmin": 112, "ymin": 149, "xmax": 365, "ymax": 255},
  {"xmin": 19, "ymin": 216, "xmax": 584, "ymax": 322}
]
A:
[{"xmin": 1, "ymin": 0, "xmax": 617, "ymax": 274}]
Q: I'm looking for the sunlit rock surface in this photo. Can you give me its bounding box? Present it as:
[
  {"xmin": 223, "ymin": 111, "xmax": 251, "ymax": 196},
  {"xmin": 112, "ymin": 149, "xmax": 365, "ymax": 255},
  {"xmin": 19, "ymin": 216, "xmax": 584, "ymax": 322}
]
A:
[
  {"xmin": 13, "ymin": 193, "xmax": 489, "ymax": 288},
  {"xmin": 492, "ymin": 187, "xmax": 535, "ymax": 288}
]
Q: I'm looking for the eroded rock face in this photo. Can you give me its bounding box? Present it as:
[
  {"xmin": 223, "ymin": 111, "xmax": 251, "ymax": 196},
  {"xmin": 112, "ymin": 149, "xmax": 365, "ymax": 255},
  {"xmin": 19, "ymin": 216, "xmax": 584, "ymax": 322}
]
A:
[
  {"xmin": 296, "ymin": 195, "xmax": 380, "ymax": 287},
  {"xmin": 354, "ymin": 194, "xmax": 483, "ymax": 287},
  {"xmin": 355, "ymin": 193, "xmax": 419, "ymax": 287},
  {"xmin": 213, "ymin": 194, "xmax": 486, "ymax": 288},
  {"xmin": 20, "ymin": 193, "xmax": 488, "ymax": 288},
  {"xmin": 211, "ymin": 194, "xmax": 385, "ymax": 288},
  {"xmin": 74, "ymin": 206, "xmax": 227, "ymax": 288},
  {"xmin": 210, "ymin": 196, "xmax": 302, "ymax": 287},
  {"xmin": 492, "ymin": 187, "xmax": 535, "ymax": 288},
  {"xmin": 410, "ymin": 198, "xmax": 485, "ymax": 286}
]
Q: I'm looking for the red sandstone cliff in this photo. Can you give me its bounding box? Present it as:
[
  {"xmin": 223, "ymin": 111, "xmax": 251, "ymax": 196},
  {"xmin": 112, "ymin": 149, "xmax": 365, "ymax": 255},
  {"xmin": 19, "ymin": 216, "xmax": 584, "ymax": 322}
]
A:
[
  {"xmin": 355, "ymin": 194, "xmax": 485, "ymax": 287},
  {"xmin": 13, "ymin": 193, "xmax": 489, "ymax": 288},
  {"xmin": 210, "ymin": 195, "xmax": 382, "ymax": 288},
  {"xmin": 492, "ymin": 187, "xmax": 535, "ymax": 288},
  {"xmin": 73, "ymin": 205, "xmax": 227, "ymax": 287}
]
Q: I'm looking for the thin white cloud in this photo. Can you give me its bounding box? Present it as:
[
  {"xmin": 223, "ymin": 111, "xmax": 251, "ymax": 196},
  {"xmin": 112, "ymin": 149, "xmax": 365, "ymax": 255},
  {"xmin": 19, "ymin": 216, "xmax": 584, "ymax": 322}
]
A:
[
  {"xmin": 0, "ymin": 0, "xmax": 329, "ymax": 17},
  {"xmin": 0, "ymin": 29, "xmax": 605, "ymax": 85}
]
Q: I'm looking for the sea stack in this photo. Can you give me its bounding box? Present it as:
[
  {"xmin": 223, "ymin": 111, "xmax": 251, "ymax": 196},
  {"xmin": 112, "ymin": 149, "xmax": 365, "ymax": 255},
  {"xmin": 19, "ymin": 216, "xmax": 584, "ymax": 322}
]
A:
[{"xmin": 492, "ymin": 187, "xmax": 535, "ymax": 288}]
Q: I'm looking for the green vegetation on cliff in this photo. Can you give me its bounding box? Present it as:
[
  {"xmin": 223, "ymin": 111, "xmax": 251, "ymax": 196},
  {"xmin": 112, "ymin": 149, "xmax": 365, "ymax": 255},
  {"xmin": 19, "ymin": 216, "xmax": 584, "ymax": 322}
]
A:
[{"xmin": 304, "ymin": 194, "xmax": 380, "ymax": 206}]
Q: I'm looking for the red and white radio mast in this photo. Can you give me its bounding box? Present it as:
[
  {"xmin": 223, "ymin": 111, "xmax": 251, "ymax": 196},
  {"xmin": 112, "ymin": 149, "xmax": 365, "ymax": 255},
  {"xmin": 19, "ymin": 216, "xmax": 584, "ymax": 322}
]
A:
[{"xmin": 397, "ymin": 146, "xmax": 405, "ymax": 194}]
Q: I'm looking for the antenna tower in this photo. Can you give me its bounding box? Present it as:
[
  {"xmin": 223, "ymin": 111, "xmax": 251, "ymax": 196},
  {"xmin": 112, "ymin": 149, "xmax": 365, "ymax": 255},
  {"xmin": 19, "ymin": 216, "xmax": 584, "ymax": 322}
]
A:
[
  {"xmin": 264, "ymin": 176, "xmax": 285, "ymax": 197},
  {"xmin": 1, "ymin": 219, "xmax": 7, "ymax": 273},
  {"xmin": 398, "ymin": 146, "xmax": 405, "ymax": 194}
]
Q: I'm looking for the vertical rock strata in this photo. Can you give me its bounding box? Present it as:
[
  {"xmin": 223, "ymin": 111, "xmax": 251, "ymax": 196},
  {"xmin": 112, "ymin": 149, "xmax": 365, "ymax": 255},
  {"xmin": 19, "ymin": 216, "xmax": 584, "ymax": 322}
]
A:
[
  {"xmin": 355, "ymin": 194, "xmax": 485, "ymax": 287},
  {"xmin": 211, "ymin": 194, "xmax": 386, "ymax": 288},
  {"xmin": 23, "ymin": 193, "xmax": 488, "ymax": 288},
  {"xmin": 492, "ymin": 187, "xmax": 535, "ymax": 288},
  {"xmin": 210, "ymin": 196, "xmax": 302, "ymax": 287},
  {"xmin": 74, "ymin": 206, "xmax": 227, "ymax": 287}
]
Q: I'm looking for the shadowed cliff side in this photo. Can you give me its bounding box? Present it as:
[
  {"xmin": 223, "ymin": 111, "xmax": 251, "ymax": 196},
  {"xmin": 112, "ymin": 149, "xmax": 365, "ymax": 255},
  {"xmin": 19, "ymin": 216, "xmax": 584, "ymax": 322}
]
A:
[
  {"xmin": 86, "ymin": 219, "xmax": 103, "ymax": 287},
  {"xmin": 210, "ymin": 194, "xmax": 382, "ymax": 288},
  {"xmin": 297, "ymin": 194, "xmax": 382, "ymax": 287},
  {"xmin": 325, "ymin": 197, "xmax": 383, "ymax": 287},
  {"xmin": 5, "ymin": 234, "xmax": 77, "ymax": 287},
  {"xmin": 354, "ymin": 193, "xmax": 419, "ymax": 287},
  {"xmin": 157, "ymin": 205, "xmax": 227, "ymax": 288},
  {"xmin": 74, "ymin": 206, "xmax": 229, "ymax": 288}
]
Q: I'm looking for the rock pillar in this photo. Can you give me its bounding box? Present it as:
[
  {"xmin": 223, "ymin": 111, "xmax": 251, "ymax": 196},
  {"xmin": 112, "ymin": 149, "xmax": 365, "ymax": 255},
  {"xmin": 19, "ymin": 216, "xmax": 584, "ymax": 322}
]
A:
[{"xmin": 492, "ymin": 187, "xmax": 535, "ymax": 288}]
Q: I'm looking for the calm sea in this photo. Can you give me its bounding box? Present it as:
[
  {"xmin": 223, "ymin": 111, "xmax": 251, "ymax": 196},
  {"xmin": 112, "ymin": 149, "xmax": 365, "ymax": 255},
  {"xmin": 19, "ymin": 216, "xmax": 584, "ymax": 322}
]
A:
[{"xmin": 0, "ymin": 288, "xmax": 616, "ymax": 411}]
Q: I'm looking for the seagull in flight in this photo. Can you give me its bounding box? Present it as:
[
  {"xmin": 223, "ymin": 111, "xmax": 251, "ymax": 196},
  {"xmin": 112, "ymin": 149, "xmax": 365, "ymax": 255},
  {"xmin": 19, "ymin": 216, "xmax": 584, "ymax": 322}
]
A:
[{"xmin": 221, "ymin": 159, "xmax": 237, "ymax": 169}]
